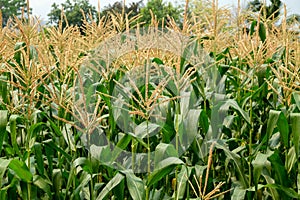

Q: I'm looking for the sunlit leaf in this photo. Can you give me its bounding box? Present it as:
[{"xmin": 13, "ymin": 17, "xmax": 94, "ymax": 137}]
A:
[{"xmin": 9, "ymin": 159, "xmax": 33, "ymax": 182}]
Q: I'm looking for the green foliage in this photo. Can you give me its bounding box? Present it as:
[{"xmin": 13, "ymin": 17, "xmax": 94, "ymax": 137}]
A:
[
  {"xmin": 0, "ymin": 0, "xmax": 31, "ymax": 27},
  {"xmin": 101, "ymin": 0, "xmax": 144, "ymax": 19},
  {"xmin": 139, "ymin": 0, "xmax": 182, "ymax": 26},
  {"xmin": 248, "ymin": 0, "xmax": 282, "ymax": 19},
  {"xmin": 0, "ymin": 2, "xmax": 300, "ymax": 199},
  {"xmin": 47, "ymin": 0, "xmax": 97, "ymax": 31}
]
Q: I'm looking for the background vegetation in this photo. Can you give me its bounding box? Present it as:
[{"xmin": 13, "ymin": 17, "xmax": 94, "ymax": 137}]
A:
[{"xmin": 0, "ymin": 0, "xmax": 300, "ymax": 199}]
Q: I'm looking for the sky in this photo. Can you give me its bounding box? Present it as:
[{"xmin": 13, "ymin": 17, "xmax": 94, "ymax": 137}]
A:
[{"xmin": 29, "ymin": 0, "xmax": 300, "ymax": 21}]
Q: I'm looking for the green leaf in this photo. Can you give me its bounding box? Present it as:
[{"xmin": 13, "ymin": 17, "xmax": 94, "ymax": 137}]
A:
[
  {"xmin": 29, "ymin": 122, "xmax": 46, "ymax": 146},
  {"xmin": 116, "ymin": 134, "xmax": 131, "ymax": 150},
  {"xmin": 261, "ymin": 166, "xmax": 279, "ymax": 199},
  {"xmin": 29, "ymin": 45, "xmax": 38, "ymax": 60},
  {"xmin": 52, "ymin": 169, "xmax": 62, "ymax": 197},
  {"xmin": 0, "ymin": 76, "xmax": 8, "ymax": 104},
  {"xmin": 147, "ymin": 157, "xmax": 183, "ymax": 186},
  {"xmin": 268, "ymin": 151, "xmax": 289, "ymax": 187},
  {"xmin": 250, "ymin": 20, "xmax": 257, "ymax": 36},
  {"xmin": 9, "ymin": 114, "xmax": 21, "ymax": 156},
  {"xmin": 231, "ymin": 187, "xmax": 246, "ymax": 200},
  {"xmin": 182, "ymin": 109, "xmax": 201, "ymax": 147},
  {"xmin": 152, "ymin": 57, "xmax": 164, "ymax": 65},
  {"xmin": 41, "ymin": 113, "xmax": 62, "ymax": 137},
  {"xmin": 286, "ymin": 147, "xmax": 297, "ymax": 173},
  {"xmin": 96, "ymin": 173, "xmax": 125, "ymax": 200},
  {"xmin": 266, "ymin": 110, "xmax": 280, "ymax": 143},
  {"xmin": 215, "ymin": 140, "xmax": 248, "ymax": 188},
  {"xmin": 44, "ymin": 140, "xmax": 72, "ymax": 161},
  {"xmin": 292, "ymin": 92, "xmax": 300, "ymax": 111},
  {"xmin": 297, "ymin": 162, "xmax": 300, "ymax": 194},
  {"xmin": 175, "ymin": 166, "xmax": 189, "ymax": 199},
  {"xmin": 13, "ymin": 42, "xmax": 26, "ymax": 67},
  {"xmin": 291, "ymin": 113, "xmax": 300, "ymax": 158},
  {"xmin": 154, "ymin": 143, "xmax": 178, "ymax": 167},
  {"xmin": 73, "ymin": 157, "xmax": 92, "ymax": 174},
  {"xmin": 34, "ymin": 143, "xmax": 44, "ymax": 175},
  {"xmin": 0, "ymin": 110, "xmax": 8, "ymax": 155},
  {"xmin": 0, "ymin": 158, "xmax": 11, "ymax": 186},
  {"xmin": 277, "ymin": 112, "xmax": 289, "ymax": 148},
  {"xmin": 125, "ymin": 171, "xmax": 145, "ymax": 200},
  {"xmin": 113, "ymin": 176, "xmax": 125, "ymax": 200},
  {"xmin": 134, "ymin": 121, "xmax": 160, "ymax": 139},
  {"xmin": 258, "ymin": 22, "xmax": 266, "ymax": 42},
  {"xmin": 264, "ymin": 184, "xmax": 299, "ymax": 198},
  {"xmin": 251, "ymin": 152, "xmax": 271, "ymax": 188},
  {"xmin": 199, "ymin": 110, "xmax": 209, "ymax": 134},
  {"xmin": 0, "ymin": 189, "xmax": 7, "ymax": 200},
  {"xmin": 220, "ymin": 99, "xmax": 250, "ymax": 124},
  {"xmin": 9, "ymin": 159, "xmax": 33, "ymax": 182},
  {"xmin": 33, "ymin": 175, "xmax": 52, "ymax": 197}
]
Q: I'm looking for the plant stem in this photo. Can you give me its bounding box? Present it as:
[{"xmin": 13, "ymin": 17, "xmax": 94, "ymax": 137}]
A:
[{"xmin": 249, "ymin": 79, "xmax": 254, "ymax": 187}]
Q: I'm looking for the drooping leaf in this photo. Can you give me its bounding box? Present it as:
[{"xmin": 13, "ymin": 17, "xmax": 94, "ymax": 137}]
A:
[
  {"xmin": 111, "ymin": 134, "xmax": 132, "ymax": 162},
  {"xmin": 152, "ymin": 57, "xmax": 164, "ymax": 65},
  {"xmin": 73, "ymin": 157, "xmax": 92, "ymax": 174},
  {"xmin": 220, "ymin": 99, "xmax": 250, "ymax": 124},
  {"xmin": 134, "ymin": 121, "xmax": 160, "ymax": 139},
  {"xmin": 154, "ymin": 143, "xmax": 178, "ymax": 167},
  {"xmin": 215, "ymin": 140, "xmax": 248, "ymax": 188},
  {"xmin": 125, "ymin": 171, "xmax": 145, "ymax": 200},
  {"xmin": 147, "ymin": 157, "xmax": 183, "ymax": 187},
  {"xmin": 96, "ymin": 173, "xmax": 125, "ymax": 200}
]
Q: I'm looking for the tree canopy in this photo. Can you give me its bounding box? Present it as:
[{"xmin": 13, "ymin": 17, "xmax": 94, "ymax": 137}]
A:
[
  {"xmin": 101, "ymin": 0, "xmax": 144, "ymax": 19},
  {"xmin": 0, "ymin": 0, "xmax": 31, "ymax": 27},
  {"xmin": 100, "ymin": 0, "xmax": 182, "ymax": 27},
  {"xmin": 47, "ymin": 0, "xmax": 97, "ymax": 30},
  {"xmin": 139, "ymin": 0, "xmax": 182, "ymax": 26},
  {"xmin": 248, "ymin": 0, "xmax": 282, "ymax": 19}
]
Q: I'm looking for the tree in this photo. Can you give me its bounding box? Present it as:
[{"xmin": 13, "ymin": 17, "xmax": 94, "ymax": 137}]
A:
[
  {"xmin": 247, "ymin": 0, "xmax": 282, "ymax": 20},
  {"xmin": 47, "ymin": 0, "xmax": 97, "ymax": 31},
  {"xmin": 139, "ymin": 0, "xmax": 182, "ymax": 27},
  {"xmin": 101, "ymin": 0, "xmax": 144, "ymax": 19},
  {"xmin": 0, "ymin": 0, "xmax": 31, "ymax": 27}
]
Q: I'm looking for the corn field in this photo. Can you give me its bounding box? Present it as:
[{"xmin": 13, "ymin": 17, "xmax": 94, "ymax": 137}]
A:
[{"xmin": 0, "ymin": 0, "xmax": 299, "ymax": 199}]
